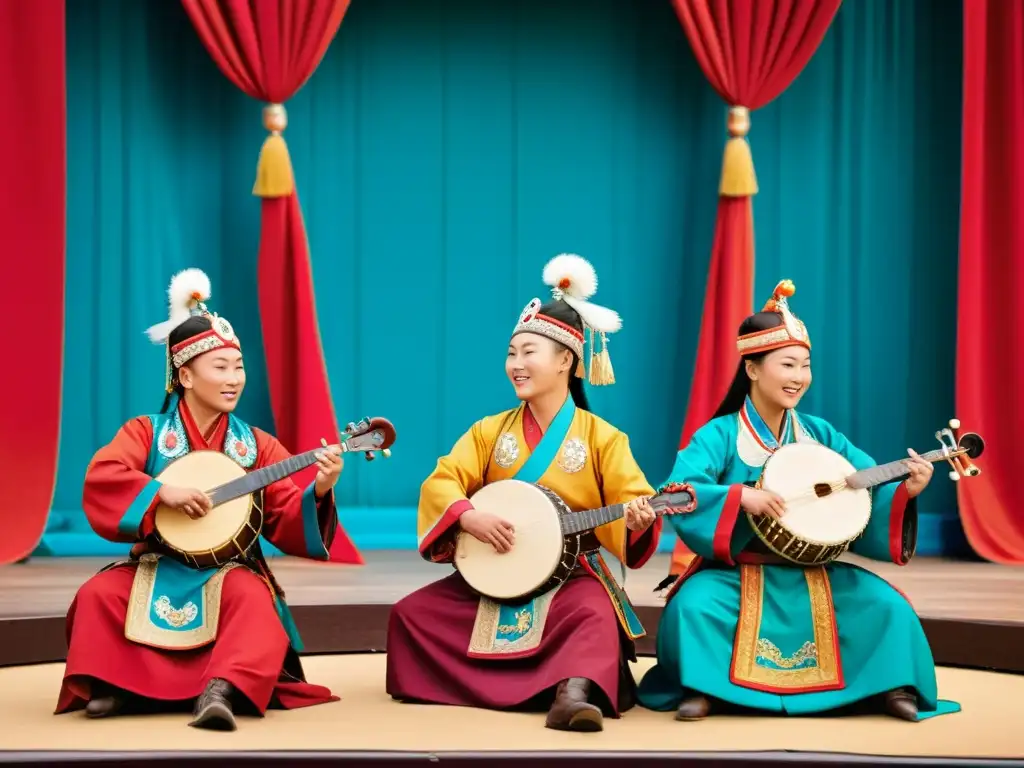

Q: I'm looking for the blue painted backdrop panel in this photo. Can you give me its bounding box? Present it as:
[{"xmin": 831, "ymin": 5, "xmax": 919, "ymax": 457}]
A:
[{"xmin": 45, "ymin": 0, "xmax": 964, "ymax": 558}]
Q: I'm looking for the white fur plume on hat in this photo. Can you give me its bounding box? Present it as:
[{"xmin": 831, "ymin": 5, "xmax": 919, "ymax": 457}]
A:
[
  {"xmin": 542, "ymin": 253, "xmax": 621, "ymax": 334},
  {"xmin": 145, "ymin": 268, "xmax": 212, "ymax": 344}
]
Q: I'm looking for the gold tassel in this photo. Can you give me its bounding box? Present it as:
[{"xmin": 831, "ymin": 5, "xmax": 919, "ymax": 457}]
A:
[
  {"xmin": 575, "ymin": 353, "xmax": 586, "ymax": 379},
  {"xmin": 252, "ymin": 103, "xmax": 295, "ymax": 199},
  {"xmin": 719, "ymin": 106, "xmax": 759, "ymax": 198},
  {"xmin": 589, "ymin": 332, "xmax": 616, "ymax": 386}
]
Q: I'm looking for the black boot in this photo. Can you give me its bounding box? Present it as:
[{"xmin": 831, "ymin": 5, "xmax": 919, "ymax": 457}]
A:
[
  {"xmin": 85, "ymin": 682, "xmax": 128, "ymax": 719},
  {"xmin": 883, "ymin": 688, "xmax": 919, "ymax": 721},
  {"xmin": 545, "ymin": 678, "xmax": 604, "ymax": 732},
  {"xmin": 189, "ymin": 678, "xmax": 237, "ymax": 731}
]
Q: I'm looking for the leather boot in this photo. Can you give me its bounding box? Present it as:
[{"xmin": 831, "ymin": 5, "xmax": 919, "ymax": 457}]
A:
[
  {"xmin": 675, "ymin": 694, "xmax": 712, "ymax": 721},
  {"xmin": 189, "ymin": 678, "xmax": 237, "ymax": 731},
  {"xmin": 545, "ymin": 678, "xmax": 604, "ymax": 732},
  {"xmin": 883, "ymin": 688, "xmax": 919, "ymax": 721},
  {"xmin": 85, "ymin": 682, "xmax": 127, "ymax": 719}
]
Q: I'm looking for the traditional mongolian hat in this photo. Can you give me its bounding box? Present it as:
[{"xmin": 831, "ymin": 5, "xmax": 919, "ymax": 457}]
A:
[
  {"xmin": 145, "ymin": 268, "xmax": 241, "ymax": 392},
  {"xmin": 511, "ymin": 253, "xmax": 622, "ymax": 385},
  {"xmin": 736, "ymin": 279, "xmax": 811, "ymax": 357}
]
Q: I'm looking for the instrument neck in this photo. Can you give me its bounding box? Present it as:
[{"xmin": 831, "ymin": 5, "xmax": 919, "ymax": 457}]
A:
[
  {"xmin": 560, "ymin": 502, "xmax": 669, "ymax": 536},
  {"xmin": 847, "ymin": 448, "xmax": 947, "ymax": 490},
  {"xmin": 206, "ymin": 448, "xmax": 324, "ymax": 506}
]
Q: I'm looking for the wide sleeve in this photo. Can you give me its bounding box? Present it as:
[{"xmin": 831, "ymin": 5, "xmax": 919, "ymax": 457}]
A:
[
  {"xmin": 255, "ymin": 430, "xmax": 338, "ymax": 561},
  {"xmin": 417, "ymin": 419, "xmax": 491, "ymax": 563},
  {"xmin": 663, "ymin": 420, "xmax": 753, "ymax": 565},
  {"xmin": 812, "ymin": 419, "xmax": 917, "ymax": 565},
  {"xmin": 81, "ymin": 417, "xmax": 161, "ymax": 543},
  {"xmin": 594, "ymin": 430, "xmax": 660, "ymax": 569}
]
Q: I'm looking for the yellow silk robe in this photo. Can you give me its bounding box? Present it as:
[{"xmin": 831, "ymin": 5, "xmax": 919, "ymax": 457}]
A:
[{"xmin": 417, "ymin": 401, "xmax": 659, "ymax": 657}]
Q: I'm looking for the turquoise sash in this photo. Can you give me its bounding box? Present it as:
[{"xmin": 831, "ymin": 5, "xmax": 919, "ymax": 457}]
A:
[{"xmin": 514, "ymin": 396, "xmax": 576, "ymax": 483}]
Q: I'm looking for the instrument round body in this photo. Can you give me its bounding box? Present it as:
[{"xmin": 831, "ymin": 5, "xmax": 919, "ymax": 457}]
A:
[
  {"xmin": 152, "ymin": 450, "xmax": 264, "ymax": 569},
  {"xmin": 749, "ymin": 442, "xmax": 871, "ymax": 566},
  {"xmin": 454, "ymin": 479, "xmax": 580, "ymax": 603}
]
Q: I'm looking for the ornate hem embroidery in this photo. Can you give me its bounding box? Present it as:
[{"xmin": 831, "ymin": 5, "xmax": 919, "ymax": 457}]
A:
[
  {"xmin": 730, "ymin": 565, "xmax": 844, "ymax": 693},
  {"xmin": 124, "ymin": 555, "xmax": 239, "ymax": 650},
  {"xmin": 582, "ymin": 551, "xmax": 646, "ymax": 640},
  {"xmin": 467, "ymin": 587, "xmax": 561, "ymax": 658}
]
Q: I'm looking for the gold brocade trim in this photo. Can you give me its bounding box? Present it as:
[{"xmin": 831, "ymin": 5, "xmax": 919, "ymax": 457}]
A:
[
  {"xmin": 124, "ymin": 554, "xmax": 240, "ymax": 651},
  {"xmin": 467, "ymin": 586, "xmax": 562, "ymax": 657},
  {"xmin": 584, "ymin": 552, "xmax": 646, "ymax": 640},
  {"xmin": 731, "ymin": 565, "xmax": 842, "ymax": 692}
]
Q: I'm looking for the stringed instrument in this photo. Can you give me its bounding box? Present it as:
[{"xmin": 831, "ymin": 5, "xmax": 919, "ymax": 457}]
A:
[
  {"xmin": 749, "ymin": 419, "xmax": 984, "ymax": 566},
  {"xmin": 454, "ymin": 479, "xmax": 696, "ymax": 603},
  {"xmin": 153, "ymin": 416, "xmax": 397, "ymax": 569}
]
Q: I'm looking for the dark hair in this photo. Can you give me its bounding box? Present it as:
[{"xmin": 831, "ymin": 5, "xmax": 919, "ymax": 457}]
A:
[
  {"xmin": 512, "ymin": 298, "xmax": 591, "ymax": 412},
  {"xmin": 711, "ymin": 311, "xmax": 786, "ymax": 418},
  {"xmin": 159, "ymin": 316, "xmax": 214, "ymax": 414}
]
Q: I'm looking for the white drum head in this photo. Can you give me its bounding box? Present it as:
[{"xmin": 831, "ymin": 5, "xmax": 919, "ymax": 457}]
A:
[
  {"xmin": 455, "ymin": 479, "xmax": 565, "ymax": 601},
  {"xmin": 153, "ymin": 451, "xmax": 249, "ymax": 554},
  {"xmin": 761, "ymin": 443, "xmax": 872, "ymax": 545}
]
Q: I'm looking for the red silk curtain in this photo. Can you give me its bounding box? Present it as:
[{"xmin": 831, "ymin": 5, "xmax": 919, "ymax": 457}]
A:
[
  {"xmin": 667, "ymin": 0, "xmax": 841, "ymax": 574},
  {"xmin": 956, "ymin": 0, "xmax": 1024, "ymax": 564},
  {"xmin": 0, "ymin": 0, "xmax": 66, "ymax": 564},
  {"xmin": 182, "ymin": 0, "xmax": 362, "ymax": 564}
]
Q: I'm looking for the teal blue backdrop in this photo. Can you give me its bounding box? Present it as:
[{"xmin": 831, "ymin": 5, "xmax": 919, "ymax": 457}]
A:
[{"xmin": 39, "ymin": 0, "xmax": 965, "ymax": 558}]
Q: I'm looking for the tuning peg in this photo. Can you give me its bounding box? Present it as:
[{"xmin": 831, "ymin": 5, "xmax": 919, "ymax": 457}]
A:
[
  {"xmin": 365, "ymin": 451, "xmax": 376, "ymax": 461},
  {"xmin": 382, "ymin": 448, "xmax": 392, "ymax": 458},
  {"xmin": 949, "ymin": 418, "xmax": 961, "ymax": 430},
  {"xmin": 346, "ymin": 422, "xmax": 358, "ymax": 434},
  {"xmin": 320, "ymin": 437, "xmax": 329, "ymax": 448},
  {"xmin": 949, "ymin": 470, "xmax": 960, "ymax": 482}
]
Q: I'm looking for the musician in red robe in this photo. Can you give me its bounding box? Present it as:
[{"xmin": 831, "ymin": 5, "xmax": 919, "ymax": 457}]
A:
[
  {"xmin": 386, "ymin": 254, "xmax": 665, "ymax": 732},
  {"xmin": 55, "ymin": 269, "xmax": 345, "ymax": 731}
]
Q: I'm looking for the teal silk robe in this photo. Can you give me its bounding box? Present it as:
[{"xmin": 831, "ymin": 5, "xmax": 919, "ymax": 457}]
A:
[{"xmin": 637, "ymin": 398, "xmax": 958, "ymax": 720}]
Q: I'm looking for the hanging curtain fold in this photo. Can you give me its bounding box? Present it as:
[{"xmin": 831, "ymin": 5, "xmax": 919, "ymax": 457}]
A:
[
  {"xmin": 0, "ymin": 0, "xmax": 66, "ymax": 564},
  {"xmin": 956, "ymin": 0, "xmax": 1024, "ymax": 564},
  {"xmin": 667, "ymin": 0, "xmax": 841, "ymax": 576},
  {"xmin": 182, "ymin": 0, "xmax": 362, "ymax": 564}
]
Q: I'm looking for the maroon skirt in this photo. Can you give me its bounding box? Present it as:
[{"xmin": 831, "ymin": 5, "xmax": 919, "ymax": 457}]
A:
[{"xmin": 385, "ymin": 570, "xmax": 635, "ymax": 716}]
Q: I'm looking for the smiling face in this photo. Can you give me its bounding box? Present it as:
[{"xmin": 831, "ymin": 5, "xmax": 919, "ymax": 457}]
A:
[
  {"xmin": 178, "ymin": 347, "xmax": 246, "ymax": 413},
  {"xmin": 746, "ymin": 345, "xmax": 811, "ymax": 411},
  {"xmin": 506, "ymin": 333, "xmax": 573, "ymax": 402}
]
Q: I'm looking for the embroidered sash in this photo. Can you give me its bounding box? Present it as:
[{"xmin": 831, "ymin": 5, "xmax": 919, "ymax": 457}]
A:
[
  {"xmin": 468, "ymin": 397, "xmax": 577, "ymax": 658},
  {"xmin": 731, "ymin": 399, "xmax": 843, "ymax": 692}
]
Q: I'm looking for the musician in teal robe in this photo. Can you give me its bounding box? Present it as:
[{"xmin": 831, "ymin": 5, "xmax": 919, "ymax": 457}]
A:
[
  {"xmin": 638, "ymin": 280, "xmax": 959, "ymax": 722},
  {"xmin": 386, "ymin": 254, "xmax": 662, "ymax": 732},
  {"xmin": 56, "ymin": 269, "xmax": 346, "ymax": 731}
]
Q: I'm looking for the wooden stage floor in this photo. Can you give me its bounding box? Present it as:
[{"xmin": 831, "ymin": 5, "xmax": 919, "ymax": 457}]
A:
[
  {"xmin": 1, "ymin": 552, "xmax": 1022, "ymax": 767},
  {"xmin": 2, "ymin": 551, "xmax": 1023, "ymax": 622}
]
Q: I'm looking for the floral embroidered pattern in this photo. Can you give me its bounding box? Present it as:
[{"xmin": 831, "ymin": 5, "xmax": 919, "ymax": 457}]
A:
[
  {"xmin": 558, "ymin": 437, "xmax": 588, "ymax": 474},
  {"xmin": 157, "ymin": 412, "xmax": 189, "ymax": 461},
  {"xmin": 225, "ymin": 419, "xmax": 257, "ymax": 468},
  {"xmin": 152, "ymin": 595, "xmax": 199, "ymax": 628},
  {"xmin": 756, "ymin": 638, "xmax": 819, "ymax": 670},
  {"xmin": 498, "ymin": 608, "xmax": 533, "ymax": 635},
  {"xmin": 494, "ymin": 432, "xmax": 520, "ymax": 469}
]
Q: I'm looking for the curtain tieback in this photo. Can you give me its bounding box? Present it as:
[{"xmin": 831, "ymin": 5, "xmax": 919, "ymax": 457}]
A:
[
  {"xmin": 253, "ymin": 102, "xmax": 295, "ymax": 198},
  {"xmin": 720, "ymin": 105, "xmax": 759, "ymax": 198}
]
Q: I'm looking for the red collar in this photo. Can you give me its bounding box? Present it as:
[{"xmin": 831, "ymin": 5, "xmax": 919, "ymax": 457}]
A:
[{"xmin": 178, "ymin": 399, "xmax": 228, "ymax": 451}]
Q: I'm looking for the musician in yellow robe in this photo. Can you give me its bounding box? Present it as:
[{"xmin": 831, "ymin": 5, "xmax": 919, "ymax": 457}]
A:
[
  {"xmin": 386, "ymin": 254, "xmax": 663, "ymax": 732},
  {"xmin": 637, "ymin": 281, "xmax": 959, "ymax": 722}
]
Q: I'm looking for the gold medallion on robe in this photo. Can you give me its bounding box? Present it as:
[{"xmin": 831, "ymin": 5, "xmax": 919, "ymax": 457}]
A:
[
  {"xmin": 494, "ymin": 433, "xmax": 520, "ymax": 469},
  {"xmin": 558, "ymin": 438, "xmax": 588, "ymax": 474}
]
